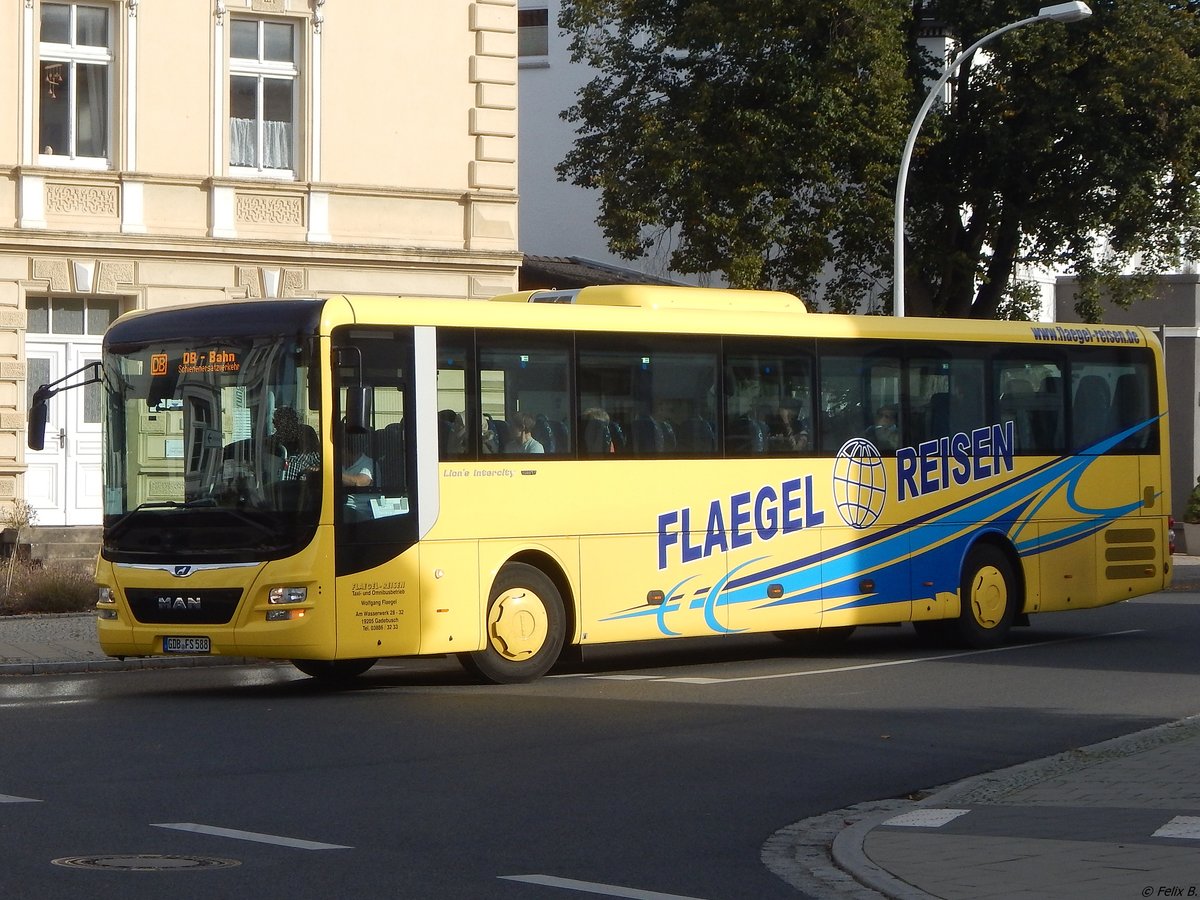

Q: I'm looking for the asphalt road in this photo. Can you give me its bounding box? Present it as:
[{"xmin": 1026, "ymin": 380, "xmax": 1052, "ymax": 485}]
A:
[{"xmin": 3, "ymin": 589, "xmax": 1200, "ymax": 900}]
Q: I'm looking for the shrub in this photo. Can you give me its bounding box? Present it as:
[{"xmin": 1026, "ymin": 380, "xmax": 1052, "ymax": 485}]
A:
[
  {"xmin": 1186, "ymin": 476, "xmax": 1200, "ymax": 524},
  {"xmin": 0, "ymin": 561, "xmax": 95, "ymax": 616}
]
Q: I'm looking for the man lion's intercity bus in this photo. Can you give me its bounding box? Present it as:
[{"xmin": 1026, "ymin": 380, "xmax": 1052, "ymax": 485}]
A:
[{"xmin": 28, "ymin": 286, "xmax": 1172, "ymax": 683}]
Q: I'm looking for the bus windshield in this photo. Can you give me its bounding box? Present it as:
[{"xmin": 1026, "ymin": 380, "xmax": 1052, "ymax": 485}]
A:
[{"xmin": 102, "ymin": 332, "xmax": 321, "ymax": 562}]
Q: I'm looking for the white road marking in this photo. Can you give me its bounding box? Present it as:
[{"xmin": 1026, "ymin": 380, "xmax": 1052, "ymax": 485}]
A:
[
  {"xmin": 151, "ymin": 822, "xmax": 351, "ymax": 850},
  {"xmin": 883, "ymin": 808, "xmax": 971, "ymax": 828},
  {"xmin": 500, "ymin": 874, "xmax": 709, "ymax": 899},
  {"xmin": 1153, "ymin": 816, "xmax": 1200, "ymax": 839},
  {"xmin": 0, "ymin": 700, "xmax": 93, "ymax": 710},
  {"xmin": 0, "ymin": 794, "xmax": 40, "ymax": 803},
  {"xmin": 651, "ymin": 630, "xmax": 1144, "ymax": 685}
]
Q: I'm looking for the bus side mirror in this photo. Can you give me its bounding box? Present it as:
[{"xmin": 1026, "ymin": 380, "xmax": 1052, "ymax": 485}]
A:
[
  {"xmin": 27, "ymin": 387, "xmax": 51, "ymax": 451},
  {"xmin": 344, "ymin": 386, "xmax": 373, "ymax": 434}
]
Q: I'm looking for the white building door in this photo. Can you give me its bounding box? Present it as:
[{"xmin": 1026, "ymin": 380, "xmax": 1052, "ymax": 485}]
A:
[{"xmin": 26, "ymin": 340, "xmax": 104, "ymax": 527}]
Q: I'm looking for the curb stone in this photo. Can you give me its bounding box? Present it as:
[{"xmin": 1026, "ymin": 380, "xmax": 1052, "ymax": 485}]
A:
[{"xmin": 764, "ymin": 715, "xmax": 1200, "ymax": 899}]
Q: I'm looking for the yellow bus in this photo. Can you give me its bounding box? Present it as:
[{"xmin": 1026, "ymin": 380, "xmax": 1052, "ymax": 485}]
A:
[{"xmin": 29, "ymin": 285, "xmax": 1172, "ymax": 682}]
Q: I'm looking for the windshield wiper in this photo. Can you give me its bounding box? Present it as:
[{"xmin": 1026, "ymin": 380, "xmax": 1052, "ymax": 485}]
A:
[
  {"xmin": 105, "ymin": 498, "xmax": 220, "ymax": 539},
  {"xmin": 136, "ymin": 499, "xmax": 218, "ymax": 510}
]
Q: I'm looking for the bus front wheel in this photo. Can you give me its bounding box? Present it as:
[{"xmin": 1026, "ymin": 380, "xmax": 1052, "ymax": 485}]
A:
[
  {"xmin": 291, "ymin": 658, "xmax": 378, "ymax": 681},
  {"xmin": 459, "ymin": 562, "xmax": 566, "ymax": 684},
  {"xmin": 954, "ymin": 544, "xmax": 1017, "ymax": 649}
]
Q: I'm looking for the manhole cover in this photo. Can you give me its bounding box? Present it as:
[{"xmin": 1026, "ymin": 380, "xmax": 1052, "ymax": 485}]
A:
[{"xmin": 52, "ymin": 854, "xmax": 240, "ymax": 871}]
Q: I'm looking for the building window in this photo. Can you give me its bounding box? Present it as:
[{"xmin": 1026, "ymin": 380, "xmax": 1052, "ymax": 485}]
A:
[
  {"xmin": 229, "ymin": 18, "xmax": 298, "ymax": 177},
  {"xmin": 27, "ymin": 297, "xmax": 119, "ymax": 336},
  {"xmin": 518, "ymin": 7, "xmax": 549, "ymax": 58},
  {"xmin": 39, "ymin": 2, "xmax": 112, "ymax": 166}
]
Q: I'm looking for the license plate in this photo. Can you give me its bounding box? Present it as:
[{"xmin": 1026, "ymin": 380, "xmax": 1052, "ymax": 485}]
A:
[{"xmin": 163, "ymin": 636, "xmax": 211, "ymax": 654}]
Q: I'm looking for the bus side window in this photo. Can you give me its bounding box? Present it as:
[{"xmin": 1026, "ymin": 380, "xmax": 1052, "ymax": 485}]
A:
[
  {"xmin": 1072, "ymin": 374, "xmax": 1111, "ymax": 452},
  {"xmin": 818, "ymin": 350, "xmax": 899, "ymax": 454},
  {"xmin": 436, "ymin": 332, "xmax": 471, "ymax": 460},
  {"xmin": 1034, "ymin": 375, "xmax": 1065, "ymax": 452},
  {"xmin": 724, "ymin": 344, "xmax": 813, "ymax": 457},
  {"xmin": 578, "ymin": 336, "xmax": 718, "ymax": 459},
  {"xmin": 992, "ymin": 358, "xmax": 1063, "ymax": 455},
  {"xmin": 907, "ymin": 356, "xmax": 984, "ymax": 446},
  {"xmin": 999, "ymin": 378, "xmax": 1036, "ymax": 451},
  {"xmin": 1070, "ymin": 354, "xmax": 1155, "ymax": 454},
  {"xmin": 477, "ymin": 332, "xmax": 572, "ymax": 456},
  {"xmin": 1111, "ymin": 372, "xmax": 1149, "ymax": 451}
]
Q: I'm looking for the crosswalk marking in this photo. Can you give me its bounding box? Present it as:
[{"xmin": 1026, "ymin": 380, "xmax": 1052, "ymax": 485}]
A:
[
  {"xmin": 883, "ymin": 809, "xmax": 971, "ymax": 828},
  {"xmin": 1153, "ymin": 816, "xmax": 1200, "ymax": 839}
]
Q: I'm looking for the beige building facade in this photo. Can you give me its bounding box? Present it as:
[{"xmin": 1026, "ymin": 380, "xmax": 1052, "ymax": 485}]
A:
[{"xmin": 2, "ymin": 0, "xmax": 519, "ymax": 528}]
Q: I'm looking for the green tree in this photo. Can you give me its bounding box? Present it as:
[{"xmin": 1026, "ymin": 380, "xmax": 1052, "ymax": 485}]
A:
[
  {"xmin": 557, "ymin": 1, "xmax": 1200, "ymax": 319},
  {"xmin": 557, "ymin": 0, "xmax": 912, "ymax": 302}
]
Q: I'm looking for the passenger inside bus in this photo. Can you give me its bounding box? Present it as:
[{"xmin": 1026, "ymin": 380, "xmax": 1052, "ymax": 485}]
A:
[
  {"xmin": 504, "ymin": 411, "xmax": 545, "ymax": 453},
  {"xmin": 582, "ymin": 407, "xmax": 614, "ymax": 455},
  {"xmin": 481, "ymin": 414, "xmax": 500, "ymax": 454},
  {"xmin": 271, "ymin": 406, "xmax": 320, "ymax": 480},
  {"xmin": 865, "ymin": 404, "xmax": 899, "ymax": 451},
  {"xmin": 769, "ymin": 397, "xmax": 809, "ymax": 451}
]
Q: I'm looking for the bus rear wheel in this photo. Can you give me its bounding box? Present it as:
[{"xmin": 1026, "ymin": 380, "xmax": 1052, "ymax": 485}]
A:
[
  {"xmin": 291, "ymin": 658, "xmax": 378, "ymax": 681},
  {"xmin": 954, "ymin": 544, "xmax": 1017, "ymax": 649},
  {"xmin": 459, "ymin": 562, "xmax": 566, "ymax": 684}
]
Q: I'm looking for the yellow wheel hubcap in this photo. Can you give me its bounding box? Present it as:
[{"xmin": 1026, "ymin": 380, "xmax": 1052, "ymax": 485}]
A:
[
  {"xmin": 487, "ymin": 588, "xmax": 549, "ymax": 662},
  {"xmin": 970, "ymin": 565, "xmax": 1007, "ymax": 630}
]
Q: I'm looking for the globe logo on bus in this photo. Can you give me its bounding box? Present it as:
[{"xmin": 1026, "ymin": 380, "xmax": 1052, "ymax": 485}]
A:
[{"xmin": 832, "ymin": 438, "xmax": 887, "ymax": 529}]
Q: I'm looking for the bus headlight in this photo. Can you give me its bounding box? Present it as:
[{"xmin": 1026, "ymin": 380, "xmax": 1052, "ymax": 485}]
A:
[
  {"xmin": 266, "ymin": 609, "xmax": 306, "ymax": 622},
  {"xmin": 269, "ymin": 586, "xmax": 307, "ymax": 604},
  {"xmin": 97, "ymin": 587, "xmax": 117, "ymax": 620}
]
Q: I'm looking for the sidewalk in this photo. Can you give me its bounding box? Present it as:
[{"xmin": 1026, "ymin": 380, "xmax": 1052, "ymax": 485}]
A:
[
  {"xmin": 0, "ymin": 612, "xmax": 257, "ymax": 675},
  {"xmin": 837, "ymin": 717, "xmax": 1200, "ymax": 899},
  {"xmin": 765, "ymin": 557, "xmax": 1200, "ymax": 899}
]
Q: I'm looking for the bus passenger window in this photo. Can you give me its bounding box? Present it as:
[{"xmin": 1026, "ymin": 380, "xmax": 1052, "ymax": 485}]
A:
[
  {"xmin": 724, "ymin": 343, "xmax": 814, "ymax": 457},
  {"xmin": 908, "ymin": 357, "xmax": 985, "ymax": 445},
  {"xmin": 478, "ymin": 333, "xmax": 572, "ymax": 457},
  {"xmin": 436, "ymin": 334, "xmax": 471, "ymax": 460},
  {"xmin": 1069, "ymin": 354, "xmax": 1155, "ymax": 454},
  {"xmin": 578, "ymin": 336, "xmax": 718, "ymax": 459},
  {"xmin": 819, "ymin": 350, "xmax": 899, "ymax": 454},
  {"xmin": 994, "ymin": 358, "xmax": 1064, "ymax": 455}
]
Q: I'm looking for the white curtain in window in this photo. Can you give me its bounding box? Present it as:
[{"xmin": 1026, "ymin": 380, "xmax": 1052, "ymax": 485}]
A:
[
  {"xmin": 230, "ymin": 117, "xmax": 255, "ymax": 167},
  {"xmin": 229, "ymin": 118, "xmax": 291, "ymax": 170},
  {"xmin": 262, "ymin": 120, "xmax": 292, "ymax": 169}
]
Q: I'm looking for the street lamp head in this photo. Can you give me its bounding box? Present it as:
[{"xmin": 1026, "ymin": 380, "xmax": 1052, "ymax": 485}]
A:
[{"xmin": 1038, "ymin": 2, "xmax": 1092, "ymax": 23}]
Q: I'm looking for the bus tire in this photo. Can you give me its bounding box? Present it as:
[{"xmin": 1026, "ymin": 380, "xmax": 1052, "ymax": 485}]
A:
[
  {"xmin": 953, "ymin": 544, "xmax": 1017, "ymax": 649},
  {"xmin": 291, "ymin": 658, "xmax": 378, "ymax": 681},
  {"xmin": 459, "ymin": 562, "xmax": 566, "ymax": 684}
]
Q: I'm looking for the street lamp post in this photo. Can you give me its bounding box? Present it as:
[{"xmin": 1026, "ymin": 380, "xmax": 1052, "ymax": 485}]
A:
[{"xmin": 892, "ymin": 1, "xmax": 1092, "ymax": 317}]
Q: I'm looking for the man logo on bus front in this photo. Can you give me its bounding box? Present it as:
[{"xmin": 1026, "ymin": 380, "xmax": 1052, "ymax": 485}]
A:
[{"xmin": 173, "ymin": 565, "xmax": 193, "ymax": 578}]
